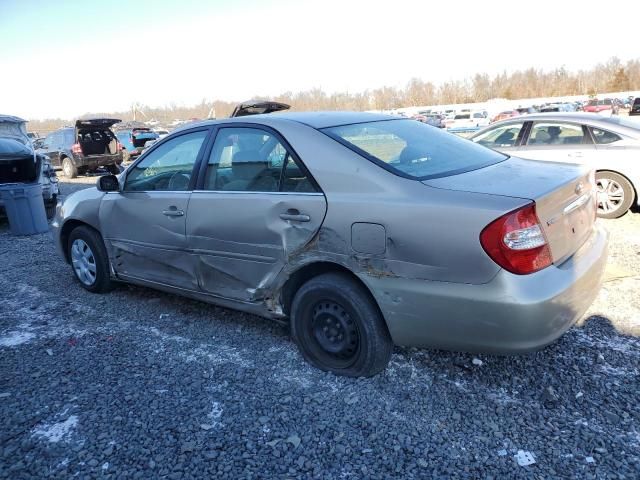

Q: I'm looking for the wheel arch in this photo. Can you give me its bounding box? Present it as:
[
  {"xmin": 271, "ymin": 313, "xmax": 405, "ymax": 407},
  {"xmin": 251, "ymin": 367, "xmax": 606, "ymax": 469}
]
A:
[
  {"xmin": 59, "ymin": 219, "xmax": 100, "ymax": 263},
  {"xmin": 279, "ymin": 261, "xmax": 385, "ymax": 321}
]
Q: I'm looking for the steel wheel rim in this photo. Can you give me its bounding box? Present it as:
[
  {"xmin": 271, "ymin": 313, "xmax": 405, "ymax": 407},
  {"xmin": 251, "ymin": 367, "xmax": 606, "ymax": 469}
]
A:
[
  {"xmin": 71, "ymin": 239, "xmax": 97, "ymax": 286},
  {"xmin": 306, "ymin": 300, "xmax": 360, "ymax": 368},
  {"xmin": 63, "ymin": 160, "xmax": 72, "ymax": 177},
  {"xmin": 596, "ymin": 177, "xmax": 624, "ymax": 215}
]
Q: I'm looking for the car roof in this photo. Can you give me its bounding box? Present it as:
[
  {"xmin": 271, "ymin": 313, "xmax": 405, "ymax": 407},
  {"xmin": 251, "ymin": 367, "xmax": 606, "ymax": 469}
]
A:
[
  {"xmin": 178, "ymin": 111, "xmax": 397, "ymax": 131},
  {"xmin": 0, "ymin": 114, "xmax": 26, "ymax": 124}
]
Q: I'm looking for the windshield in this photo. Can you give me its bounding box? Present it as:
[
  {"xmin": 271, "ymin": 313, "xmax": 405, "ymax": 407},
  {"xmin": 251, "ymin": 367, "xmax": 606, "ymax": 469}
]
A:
[{"xmin": 323, "ymin": 119, "xmax": 506, "ymax": 180}]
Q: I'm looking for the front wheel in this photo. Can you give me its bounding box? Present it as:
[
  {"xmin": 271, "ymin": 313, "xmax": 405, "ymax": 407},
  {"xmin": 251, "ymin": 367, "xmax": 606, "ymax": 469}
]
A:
[
  {"xmin": 595, "ymin": 171, "xmax": 634, "ymax": 219},
  {"xmin": 290, "ymin": 273, "xmax": 393, "ymax": 377},
  {"xmin": 68, "ymin": 226, "xmax": 113, "ymax": 293}
]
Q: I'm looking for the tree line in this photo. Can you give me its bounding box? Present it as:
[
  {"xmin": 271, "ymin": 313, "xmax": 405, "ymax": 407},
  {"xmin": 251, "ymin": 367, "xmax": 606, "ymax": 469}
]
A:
[{"xmin": 29, "ymin": 57, "xmax": 639, "ymax": 133}]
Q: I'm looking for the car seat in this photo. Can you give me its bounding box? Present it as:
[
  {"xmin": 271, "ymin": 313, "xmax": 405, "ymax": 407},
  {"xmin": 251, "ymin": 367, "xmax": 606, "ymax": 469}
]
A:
[
  {"xmin": 494, "ymin": 131, "xmax": 515, "ymax": 145},
  {"xmin": 222, "ymin": 150, "xmax": 276, "ymax": 191},
  {"xmin": 531, "ymin": 129, "xmax": 551, "ymax": 144}
]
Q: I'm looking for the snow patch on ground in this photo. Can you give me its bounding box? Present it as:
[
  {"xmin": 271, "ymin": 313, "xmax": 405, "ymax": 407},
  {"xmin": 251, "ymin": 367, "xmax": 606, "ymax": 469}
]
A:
[
  {"xmin": 201, "ymin": 401, "xmax": 224, "ymax": 430},
  {"xmin": 573, "ymin": 328, "xmax": 640, "ymax": 355},
  {"xmin": 0, "ymin": 328, "xmax": 36, "ymax": 347},
  {"xmin": 178, "ymin": 343, "xmax": 253, "ymax": 369},
  {"xmin": 143, "ymin": 326, "xmax": 190, "ymax": 343},
  {"xmin": 32, "ymin": 415, "xmax": 79, "ymax": 443}
]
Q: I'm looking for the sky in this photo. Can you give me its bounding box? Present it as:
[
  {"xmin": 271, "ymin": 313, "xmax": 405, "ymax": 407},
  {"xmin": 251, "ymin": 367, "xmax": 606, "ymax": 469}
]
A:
[{"xmin": 1, "ymin": 0, "xmax": 638, "ymax": 119}]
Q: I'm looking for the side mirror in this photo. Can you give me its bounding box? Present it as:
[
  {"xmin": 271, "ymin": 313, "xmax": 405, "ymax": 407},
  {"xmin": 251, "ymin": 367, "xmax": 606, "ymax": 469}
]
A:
[{"xmin": 97, "ymin": 174, "xmax": 120, "ymax": 192}]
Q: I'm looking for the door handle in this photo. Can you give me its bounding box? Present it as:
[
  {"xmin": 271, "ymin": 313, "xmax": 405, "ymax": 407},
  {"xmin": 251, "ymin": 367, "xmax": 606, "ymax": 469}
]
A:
[
  {"xmin": 280, "ymin": 209, "xmax": 310, "ymax": 222},
  {"xmin": 162, "ymin": 207, "xmax": 184, "ymax": 217},
  {"xmin": 568, "ymin": 152, "xmax": 583, "ymax": 158}
]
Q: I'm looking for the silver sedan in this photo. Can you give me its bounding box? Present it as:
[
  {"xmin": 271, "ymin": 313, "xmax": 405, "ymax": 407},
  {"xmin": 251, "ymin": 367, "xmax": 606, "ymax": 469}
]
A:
[
  {"xmin": 470, "ymin": 113, "xmax": 640, "ymax": 219},
  {"xmin": 52, "ymin": 112, "xmax": 608, "ymax": 376}
]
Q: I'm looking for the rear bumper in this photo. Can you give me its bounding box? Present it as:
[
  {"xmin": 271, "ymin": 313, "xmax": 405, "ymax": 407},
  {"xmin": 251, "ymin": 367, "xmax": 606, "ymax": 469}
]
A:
[
  {"xmin": 74, "ymin": 153, "xmax": 122, "ymax": 169},
  {"xmin": 362, "ymin": 225, "xmax": 609, "ymax": 353}
]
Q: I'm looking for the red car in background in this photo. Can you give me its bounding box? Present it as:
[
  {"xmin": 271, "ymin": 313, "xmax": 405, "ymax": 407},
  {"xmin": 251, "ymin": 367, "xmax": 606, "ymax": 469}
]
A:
[
  {"xmin": 491, "ymin": 110, "xmax": 520, "ymax": 123},
  {"xmin": 584, "ymin": 98, "xmax": 618, "ymax": 115}
]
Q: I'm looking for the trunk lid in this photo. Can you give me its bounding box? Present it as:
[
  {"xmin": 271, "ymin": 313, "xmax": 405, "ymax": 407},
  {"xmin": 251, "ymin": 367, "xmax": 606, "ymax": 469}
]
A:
[
  {"xmin": 75, "ymin": 117, "xmax": 121, "ymax": 129},
  {"xmin": 423, "ymin": 157, "xmax": 596, "ymax": 265},
  {"xmin": 230, "ymin": 100, "xmax": 290, "ymax": 118}
]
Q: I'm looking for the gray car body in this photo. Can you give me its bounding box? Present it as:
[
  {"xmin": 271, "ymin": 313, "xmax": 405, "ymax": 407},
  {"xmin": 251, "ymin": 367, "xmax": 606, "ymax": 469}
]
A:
[
  {"xmin": 470, "ymin": 112, "xmax": 640, "ymax": 207},
  {"xmin": 52, "ymin": 112, "xmax": 608, "ymax": 354}
]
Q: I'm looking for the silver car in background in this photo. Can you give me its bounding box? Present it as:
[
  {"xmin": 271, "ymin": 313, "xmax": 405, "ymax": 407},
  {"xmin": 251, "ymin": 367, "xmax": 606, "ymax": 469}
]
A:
[
  {"xmin": 470, "ymin": 113, "xmax": 640, "ymax": 219},
  {"xmin": 52, "ymin": 112, "xmax": 608, "ymax": 377}
]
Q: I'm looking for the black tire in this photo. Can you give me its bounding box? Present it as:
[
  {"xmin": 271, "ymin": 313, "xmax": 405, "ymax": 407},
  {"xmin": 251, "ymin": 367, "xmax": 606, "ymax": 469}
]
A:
[
  {"xmin": 290, "ymin": 272, "xmax": 393, "ymax": 377},
  {"xmin": 67, "ymin": 225, "xmax": 113, "ymax": 293},
  {"xmin": 45, "ymin": 200, "xmax": 56, "ymax": 220},
  {"xmin": 595, "ymin": 171, "xmax": 635, "ymax": 219},
  {"xmin": 62, "ymin": 157, "xmax": 78, "ymax": 178},
  {"xmin": 106, "ymin": 163, "xmax": 121, "ymax": 175}
]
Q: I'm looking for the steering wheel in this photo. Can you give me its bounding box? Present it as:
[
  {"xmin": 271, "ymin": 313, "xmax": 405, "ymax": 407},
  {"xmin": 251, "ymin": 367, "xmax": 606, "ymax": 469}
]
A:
[{"xmin": 168, "ymin": 172, "xmax": 190, "ymax": 191}]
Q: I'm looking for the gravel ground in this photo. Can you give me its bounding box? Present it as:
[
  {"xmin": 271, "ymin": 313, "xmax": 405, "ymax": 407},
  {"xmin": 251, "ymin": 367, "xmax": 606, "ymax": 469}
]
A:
[{"xmin": 1, "ymin": 177, "xmax": 639, "ymax": 479}]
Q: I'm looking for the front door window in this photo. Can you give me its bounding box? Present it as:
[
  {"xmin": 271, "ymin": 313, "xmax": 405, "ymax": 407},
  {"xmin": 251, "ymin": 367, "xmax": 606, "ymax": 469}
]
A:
[{"xmin": 124, "ymin": 130, "xmax": 207, "ymax": 192}]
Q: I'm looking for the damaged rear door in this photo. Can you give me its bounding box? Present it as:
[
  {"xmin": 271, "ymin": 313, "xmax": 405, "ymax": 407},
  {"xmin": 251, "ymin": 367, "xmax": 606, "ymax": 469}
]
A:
[
  {"xmin": 100, "ymin": 129, "xmax": 209, "ymax": 289},
  {"xmin": 187, "ymin": 126, "xmax": 326, "ymax": 301}
]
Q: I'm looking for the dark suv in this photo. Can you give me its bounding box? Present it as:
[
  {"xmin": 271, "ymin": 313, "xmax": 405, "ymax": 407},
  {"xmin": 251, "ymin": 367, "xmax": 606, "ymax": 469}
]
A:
[
  {"xmin": 630, "ymin": 97, "xmax": 640, "ymax": 116},
  {"xmin": 39, "ymin": 118, "xmax": 123, "ymax": 178}
]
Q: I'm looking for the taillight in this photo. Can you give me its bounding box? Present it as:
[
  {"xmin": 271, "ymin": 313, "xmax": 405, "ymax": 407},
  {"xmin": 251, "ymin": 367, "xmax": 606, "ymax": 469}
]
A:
[
  {"xmin": 71, "ymin": 143, "xmax": 82, "ymax": 154},
  {"xmin": 480, "ymin": 203, "xmax": 552, "ymax": 275}
]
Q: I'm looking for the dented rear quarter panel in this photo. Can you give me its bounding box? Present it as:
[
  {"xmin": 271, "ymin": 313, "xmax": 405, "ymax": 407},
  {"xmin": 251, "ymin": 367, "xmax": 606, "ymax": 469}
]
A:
[{"xmin": 260, "ymin": 118, "xmax": 528, "ymax": 287}]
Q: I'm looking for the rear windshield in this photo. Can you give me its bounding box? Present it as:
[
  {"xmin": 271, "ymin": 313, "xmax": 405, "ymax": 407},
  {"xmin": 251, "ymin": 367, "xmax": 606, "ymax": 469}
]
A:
[
  {"xmin": 605, "ymin": 116, "xmax": 640, "ymax": 132},
  {"xmin": 322, "ymin": 119, "xmax": 506, "ymax": 180},
  {"xmin": 0, "ymin": 138, "xmax": 32, "ymax": 156}
]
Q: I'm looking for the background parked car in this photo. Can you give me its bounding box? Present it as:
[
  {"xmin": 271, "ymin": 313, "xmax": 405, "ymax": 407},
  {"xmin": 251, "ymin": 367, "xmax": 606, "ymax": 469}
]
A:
[
  {"xmin": 470, "ymin": 112, "xmax": 640, "ymax": 218},
  {"xmin": 516, "ymin": 106, "xmax": 538, "ymax": 115},
  {"xmin": 491, "ymin": 110, "xmax": 520, "ymax": 123},
  {"xmin": 153, "ymin": 129, "xmax": 170, "ymax": 139},
  {"xmin": 445, "ymin": 110, "xmax": 489, "ymax": 130},
  {"xmin": 115, "ymin": 126, "xmax": 159, "ymax": 163},
  {"xmin": 539, "ymin": 103, "xmax": 576, "ymax": 113},
  {"xmin": 0, "ymin": 115, "xmax": 59, "ymax": 218},
  {"xmin": 584, "ymin": 98, "xmax": 616, "ymax": 116},
  {"xmin": 38, "ymin": 118, "xmax": 123, "ymax": 178},
  {"xmin": 412, "ymin": 112, "xmax": 446, "ymax": 128},
  {"xmin": 629, "ymin": 97, "xmax": 640, "ymax": 116}
]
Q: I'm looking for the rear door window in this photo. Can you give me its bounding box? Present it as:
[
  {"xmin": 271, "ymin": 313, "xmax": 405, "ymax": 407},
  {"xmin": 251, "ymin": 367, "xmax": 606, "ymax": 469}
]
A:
[
  {"xmin": 63, "ymin": 130, "xmax": 74, "ymax": 145},
  {"xmin": 124, "ymin": 130, "xmax": 207, "ymax": 191},
  {"xmin": 590, "ymin": 127, "xmax": 621, "ymax": 144},
  {"xmin": 526, "ymin": 122, "xmax": 588, "ymax": 145},
  {"xmin": 204, "ymin": 127, "xmax": 318, "ymax": 193}
]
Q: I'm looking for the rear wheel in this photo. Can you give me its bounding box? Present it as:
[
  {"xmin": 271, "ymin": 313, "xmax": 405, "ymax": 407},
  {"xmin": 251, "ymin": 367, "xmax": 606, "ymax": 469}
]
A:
[
  {"xmin": 595, "ymin": 171, "xmax": 634, "ymax": 219},
  {"xmin": 106, "ymin": 163, "xmax": 121, "ymax": 175},
  {"xmin": 290, "ymin": 272, "xmax": 393, "ymax": 377},
  {"xmin": 67, "ymin": 226, "xmax": 113, "ymax": 293},
  {"xmin": 62, "ymin": 157, "xmax": 78, "ymax": 178}
]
